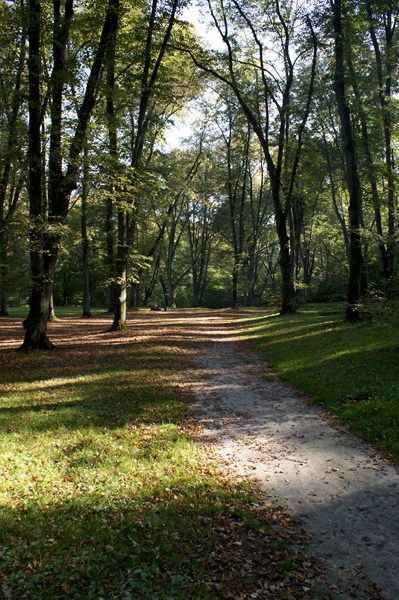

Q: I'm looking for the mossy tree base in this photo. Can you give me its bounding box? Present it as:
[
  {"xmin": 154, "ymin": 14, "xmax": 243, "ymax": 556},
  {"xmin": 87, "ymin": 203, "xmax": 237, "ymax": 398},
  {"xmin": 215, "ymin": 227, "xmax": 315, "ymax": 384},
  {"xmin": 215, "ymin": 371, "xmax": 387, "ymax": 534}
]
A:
[{"xmin": 108, "ymin": 320, "xmax": 128, "ymax": 332}]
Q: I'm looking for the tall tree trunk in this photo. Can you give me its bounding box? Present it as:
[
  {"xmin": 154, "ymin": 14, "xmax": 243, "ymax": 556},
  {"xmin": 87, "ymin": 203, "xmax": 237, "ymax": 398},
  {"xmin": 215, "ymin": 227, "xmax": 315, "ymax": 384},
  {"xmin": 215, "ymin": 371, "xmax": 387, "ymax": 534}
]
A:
[
  {"xmin": 366, "ymin": 2, "xmax": 396, "ymax": 294},
  {"xmin": 0, "ymin": 224, "xmax": 9, "ymax": 316},
  {"xmin": 48, "ymin": 291, "xmax": 57, "ymax": 321},
  {"xmin": 105, "ymin": 0, "xmax": 127, "ymax": 331},
  {"xmin": 333, "ymin": 0, "xmax": 363, "ymax": 322},
  {"xmin": 273, "ymin": 193, "xmax": 296, "ymax": 314},
  {"xmin": 105, "ymin": 195, "xmax": 115, "ymax": 312},
  {"xmin": 81, "ymin": 145, "xmax": 91, "ymax": 317},
  {"xmin": 110, "ymin": 210, "xmax": 128, "ymax": 330},
  {"xmin": 21, "ymin": 0, "xmax": 54, "ymax": 350}
]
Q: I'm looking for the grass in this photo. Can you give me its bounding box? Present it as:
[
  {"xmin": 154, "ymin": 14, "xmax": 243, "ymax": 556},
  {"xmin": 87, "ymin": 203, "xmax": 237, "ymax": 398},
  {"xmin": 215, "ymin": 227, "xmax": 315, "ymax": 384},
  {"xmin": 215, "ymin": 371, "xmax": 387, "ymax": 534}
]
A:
[
  {"xmin": 241, "ymin": 300, "xmax": 399, "ymax": 459},
  {"xmin": 5, "ymin": 305, "xmax": 108, "ymax": 318},
  {"xmin": 0, "ymin": 313, "xmax": 309, "ymax": 599}
]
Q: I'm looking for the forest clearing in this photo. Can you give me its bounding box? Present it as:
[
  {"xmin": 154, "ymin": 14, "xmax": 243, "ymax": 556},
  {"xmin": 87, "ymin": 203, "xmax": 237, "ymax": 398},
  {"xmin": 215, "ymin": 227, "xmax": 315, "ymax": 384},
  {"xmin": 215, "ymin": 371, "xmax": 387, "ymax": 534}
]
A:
[{"xmin": 0, "ymin": 305, "xmax": 398, "ymax": 598}]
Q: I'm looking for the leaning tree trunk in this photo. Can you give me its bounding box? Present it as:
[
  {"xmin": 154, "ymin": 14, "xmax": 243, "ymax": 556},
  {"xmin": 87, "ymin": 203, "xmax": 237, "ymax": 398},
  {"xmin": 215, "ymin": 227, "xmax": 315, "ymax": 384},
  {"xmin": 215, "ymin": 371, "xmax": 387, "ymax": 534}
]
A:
[{"xmin": 333, "ymin": 0, "xmax": 363, "ymax": 322}]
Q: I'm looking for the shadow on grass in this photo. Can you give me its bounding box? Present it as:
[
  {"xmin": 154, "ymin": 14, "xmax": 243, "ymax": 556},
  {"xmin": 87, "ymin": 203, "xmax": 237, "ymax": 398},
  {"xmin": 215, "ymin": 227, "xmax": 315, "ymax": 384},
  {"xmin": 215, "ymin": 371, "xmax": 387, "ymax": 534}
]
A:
[
  {"xmin": 0, "ymin": 473, "xmax": 291, "ymax": 599},
  {"xmin": 0, "ymin": 484, "xmax": 236, "ymax": 598},
  {"xmin": 0, "ymin": 310, "xmax": 319, "ymax": 598}
]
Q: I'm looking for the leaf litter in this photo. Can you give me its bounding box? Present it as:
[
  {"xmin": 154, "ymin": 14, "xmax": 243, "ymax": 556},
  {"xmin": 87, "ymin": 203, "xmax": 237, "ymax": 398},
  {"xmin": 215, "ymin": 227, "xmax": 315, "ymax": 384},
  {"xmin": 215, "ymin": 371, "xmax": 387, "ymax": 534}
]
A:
[{"xmin": 0, "ymin": 310, "xmax": 396, "ymax": 599}]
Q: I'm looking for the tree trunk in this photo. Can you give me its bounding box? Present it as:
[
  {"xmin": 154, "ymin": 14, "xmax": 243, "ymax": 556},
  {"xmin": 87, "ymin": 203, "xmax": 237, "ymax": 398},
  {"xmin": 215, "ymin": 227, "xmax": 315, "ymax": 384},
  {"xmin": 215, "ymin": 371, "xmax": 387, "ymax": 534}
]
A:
[
  {"xmin": 0, "ymin": 224, "xmax": 9, "ymax": 316},
  {"xmin": 105, "ymin": 196, "xmax": 115, "ymax": 312},
  {"xmin": 20, "ymin": 0, "xmax": 54, "ymax": 350},
  {"xmin": 21, "ymin": 240, "xmax": 58, "ymax": 350},
  {"xmin": 22, "ymin": 286, "xmax": 55, "ymax": 350},
  {"xmin": 81, "ymin": 146, "xmax": 91, "ymax": 317},
  {"xmin": 109, "ymin": 210, "xmax": 128, "ymax": 331},
  {"xmin": 333, "ymin": 0, "xmax": 363, "ymax": 322},
  {"xmin": 48, "ymin": 291, "xmax": 58, "ymax": 321},
  {"xmin": 274, "ymin": 197, "xmax": 296, "ymax": 314}
]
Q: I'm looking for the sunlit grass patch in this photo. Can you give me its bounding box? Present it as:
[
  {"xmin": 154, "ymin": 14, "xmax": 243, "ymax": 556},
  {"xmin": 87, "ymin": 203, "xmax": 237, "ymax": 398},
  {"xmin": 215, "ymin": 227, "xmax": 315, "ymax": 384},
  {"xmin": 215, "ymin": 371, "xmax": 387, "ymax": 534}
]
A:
[
  {"xmin": 0, "ymin": 316, "xmax": 310, "ymax": 599},
  {"xmin": 242, "ymin": 302, "xmax": 399, "ymax": 459}
]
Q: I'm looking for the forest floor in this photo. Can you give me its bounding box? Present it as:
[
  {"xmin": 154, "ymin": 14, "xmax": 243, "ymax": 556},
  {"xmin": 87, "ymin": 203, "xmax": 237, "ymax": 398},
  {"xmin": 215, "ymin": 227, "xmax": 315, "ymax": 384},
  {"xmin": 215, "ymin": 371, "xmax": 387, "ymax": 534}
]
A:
[{"xmin": 1, "ymin": 309, "xmax": 399, "ymax": 598}]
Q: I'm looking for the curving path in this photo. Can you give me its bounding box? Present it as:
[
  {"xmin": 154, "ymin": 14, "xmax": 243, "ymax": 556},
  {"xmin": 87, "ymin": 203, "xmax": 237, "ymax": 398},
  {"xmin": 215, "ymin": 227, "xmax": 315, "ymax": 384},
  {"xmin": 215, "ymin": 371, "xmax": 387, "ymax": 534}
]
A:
[{"xmin": 179, "ymin": 313, "xmax": 399, "ymax": 599}]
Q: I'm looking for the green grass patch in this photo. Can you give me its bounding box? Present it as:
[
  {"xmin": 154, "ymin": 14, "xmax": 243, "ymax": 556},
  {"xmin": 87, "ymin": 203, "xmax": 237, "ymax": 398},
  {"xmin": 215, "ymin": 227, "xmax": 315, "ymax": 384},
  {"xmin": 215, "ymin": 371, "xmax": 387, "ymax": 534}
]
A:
[
  {"xmin": 241, "ymin": 301, "xmax": 399, "ymax": 459},
  {"xmin": 0, "ymin": 318, "xmax": 306, "ymax": 599},
  {"xmin": 6, "ymin": 305, "xmax": 107, "ymax": 318}
]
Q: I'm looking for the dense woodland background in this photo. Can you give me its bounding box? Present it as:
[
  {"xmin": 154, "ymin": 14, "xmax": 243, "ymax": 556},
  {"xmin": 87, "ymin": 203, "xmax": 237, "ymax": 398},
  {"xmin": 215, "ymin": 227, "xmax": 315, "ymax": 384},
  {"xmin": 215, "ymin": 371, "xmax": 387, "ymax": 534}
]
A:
[{"xmin": 0, "ymin": 0, "xmax": 398, "ymax": 347}]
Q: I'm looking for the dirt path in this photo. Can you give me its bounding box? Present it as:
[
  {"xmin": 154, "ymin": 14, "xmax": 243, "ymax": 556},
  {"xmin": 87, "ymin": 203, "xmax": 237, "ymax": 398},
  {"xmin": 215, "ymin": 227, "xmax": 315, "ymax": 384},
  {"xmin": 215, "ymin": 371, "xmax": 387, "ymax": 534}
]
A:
[{"xmin": 179, "ymin": 313, "xmax": 399, "ymax": 599}]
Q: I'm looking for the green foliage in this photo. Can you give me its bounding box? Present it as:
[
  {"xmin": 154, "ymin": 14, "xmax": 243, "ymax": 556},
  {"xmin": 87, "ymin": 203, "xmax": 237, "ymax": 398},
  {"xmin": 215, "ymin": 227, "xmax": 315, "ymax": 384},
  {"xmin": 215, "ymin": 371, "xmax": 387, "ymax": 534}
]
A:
[
  {"xmin": 241, "ymin": 302, "xmax": 399, "ymax": 458},
  {"xmin": 3, "ymin": 0, "xmax": 399, "ymax": 320}
]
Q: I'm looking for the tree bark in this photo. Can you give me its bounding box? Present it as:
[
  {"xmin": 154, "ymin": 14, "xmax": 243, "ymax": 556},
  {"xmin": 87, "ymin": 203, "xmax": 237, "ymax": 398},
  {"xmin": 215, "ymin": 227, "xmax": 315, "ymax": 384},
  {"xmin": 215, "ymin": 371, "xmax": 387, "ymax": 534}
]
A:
[
  {"xmin": 81, "ymin": 145, "xmax": 91, "ymax": 317},
  {"xmin": 0, "ymin": 224, "xmax": 9, "ymax": 316},
  {"xmin": 110, "ymin": 210, "xmax": 128, "ymax": 330},
  {"xmin": 333, "ymin": 0, "xmax": 363, "ymax": 322},
  {"xmin": 105, "ymin": 195, "xmax": 115, "ymax": 312},
  {"xmin": 20, "ymin": 0, "xmax": 54, "ymax": 350}
]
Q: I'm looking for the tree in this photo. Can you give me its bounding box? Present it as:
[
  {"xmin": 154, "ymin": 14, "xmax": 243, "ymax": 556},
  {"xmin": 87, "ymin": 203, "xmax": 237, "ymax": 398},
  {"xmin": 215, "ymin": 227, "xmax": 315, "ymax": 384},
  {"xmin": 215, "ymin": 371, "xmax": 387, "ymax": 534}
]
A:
[
  {"xmin": 105, "ymin": 0, "xmax": 194, "ymax": 329},
  {"xmin": 332, "ymin": 0, "xmax": 364, "ymax": 322},
  {"xmin": 81, "ymin": 144, "xmax": 91, "ymax": 317},
  {"xmin": 179, "ymin": 0, "xmax": 317, "ymax": 313},
  {"xmin": 187, "ymin": 155, "xmax": 216, "ymax": 307},
  {"xmin": 21, "ymin": 0, "xmax": 120, "ymax": 349},
  {"xmin": 367, "ymin": 1, "xmax": 397, "ymax": 290},
  {"xmin": 0, "ymin": 0, "xmax": 27, "ymax": 316}
]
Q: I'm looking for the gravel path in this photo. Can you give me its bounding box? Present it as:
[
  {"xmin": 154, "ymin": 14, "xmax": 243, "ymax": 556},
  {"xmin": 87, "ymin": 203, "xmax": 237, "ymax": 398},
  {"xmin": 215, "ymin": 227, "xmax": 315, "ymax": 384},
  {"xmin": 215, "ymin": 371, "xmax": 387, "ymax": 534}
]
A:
[{"xmin": 182, "ymin": 314, "xmax": 399, "ymax": 599}]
